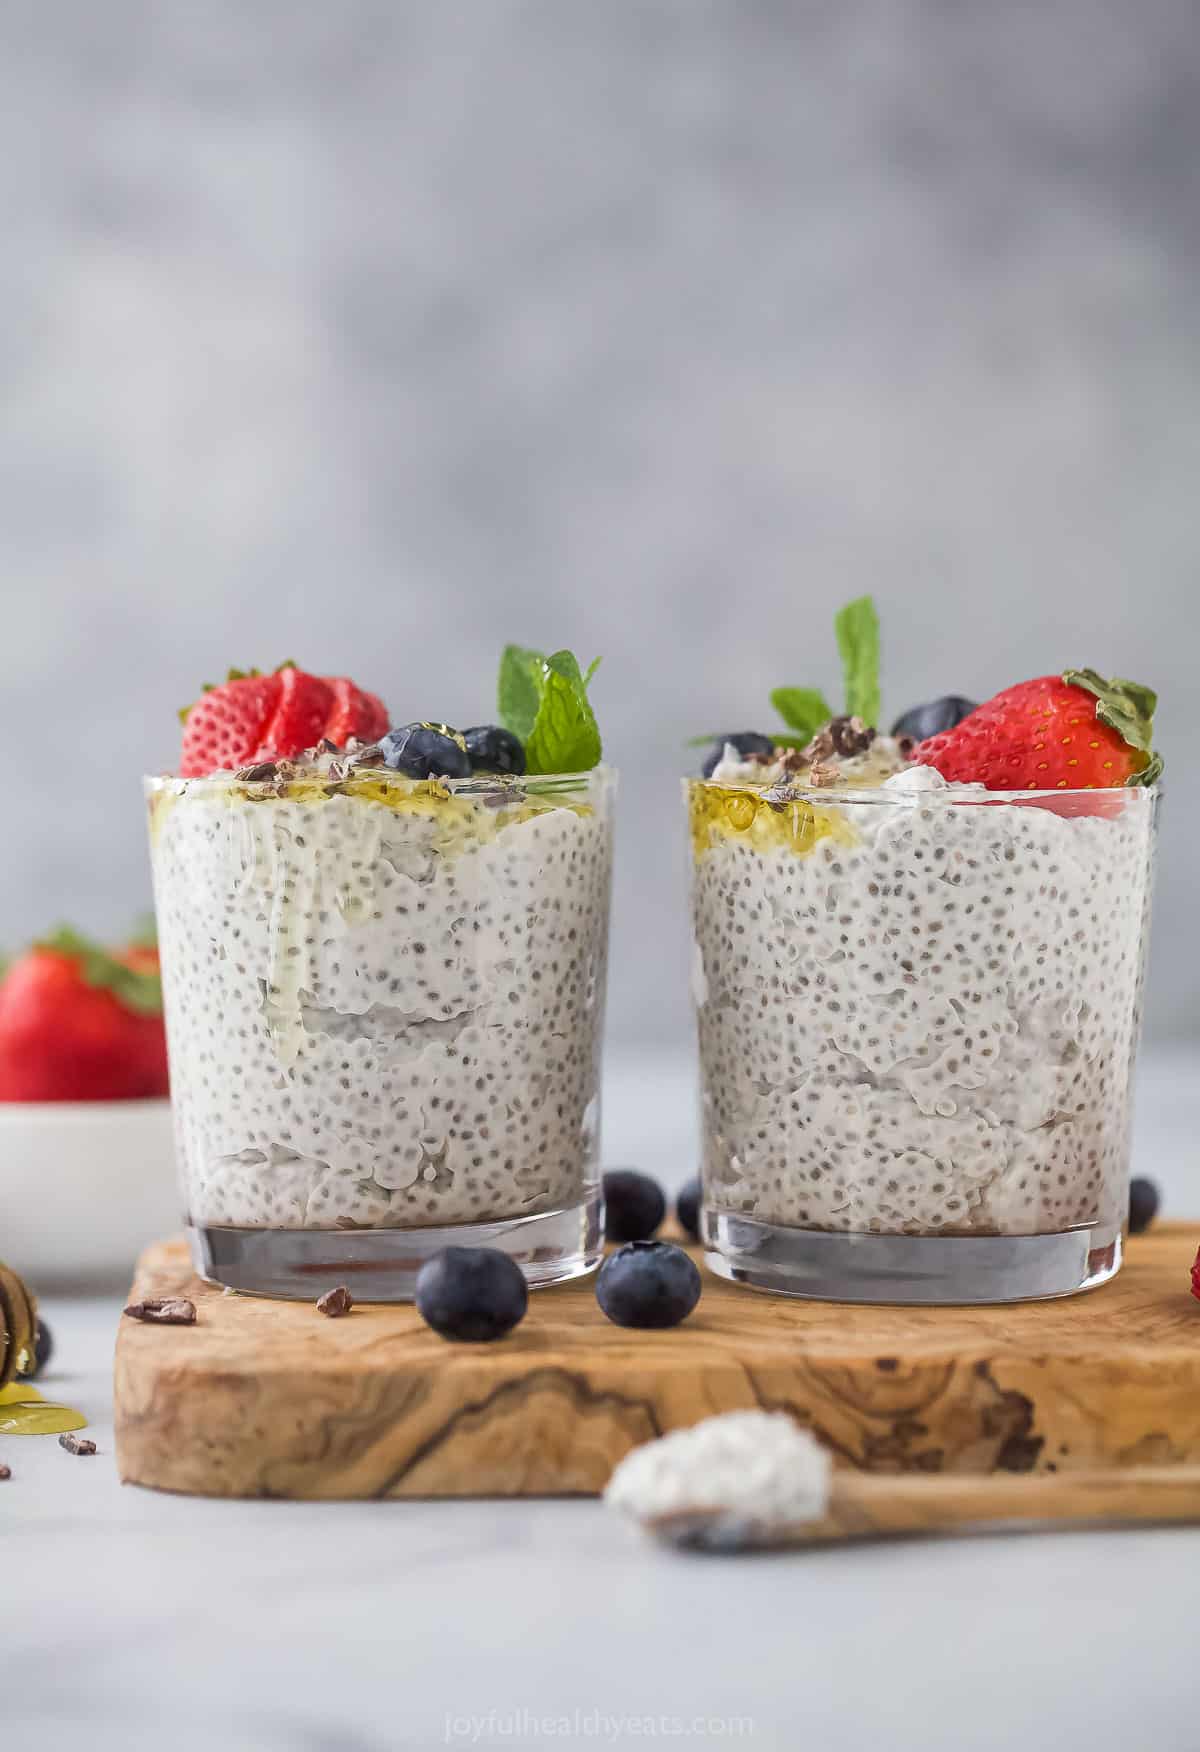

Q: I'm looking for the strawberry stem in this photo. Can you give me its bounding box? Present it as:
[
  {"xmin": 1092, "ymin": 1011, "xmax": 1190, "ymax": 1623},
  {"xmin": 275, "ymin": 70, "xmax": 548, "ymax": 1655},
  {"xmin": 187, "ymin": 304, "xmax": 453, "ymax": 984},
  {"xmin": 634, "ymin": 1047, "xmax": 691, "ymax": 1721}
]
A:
[
  {"xmin": 1062, "ymin": 668, "xmax": 1161, "ymax": 786},
  {"xmin": 34, "ymin": 927, "xmax": 163, "ymax": 1016}
]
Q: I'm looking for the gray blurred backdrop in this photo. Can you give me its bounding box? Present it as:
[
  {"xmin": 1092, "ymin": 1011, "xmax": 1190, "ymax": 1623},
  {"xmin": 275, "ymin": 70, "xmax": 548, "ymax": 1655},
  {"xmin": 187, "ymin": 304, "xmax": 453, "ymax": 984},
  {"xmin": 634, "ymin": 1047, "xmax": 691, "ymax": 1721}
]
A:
[{"xmin": 1, "ymin": 0, "xmax": 1197, "ymax": 1048}]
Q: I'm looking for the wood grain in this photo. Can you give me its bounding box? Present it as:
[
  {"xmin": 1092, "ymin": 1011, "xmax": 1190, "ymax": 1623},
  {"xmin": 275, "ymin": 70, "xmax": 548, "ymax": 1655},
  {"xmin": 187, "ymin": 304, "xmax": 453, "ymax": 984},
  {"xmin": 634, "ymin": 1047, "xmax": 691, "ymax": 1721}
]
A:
[
  {"xmin": 649, "ymin": 1467, "xmax": 1200, "ymax": 1548},
  {"xmin": 114, "ymin": 1225, "xmax": 1200, "ymax": 1501},
  {"xmin": 817, "ymin": 1466, "xmax": 1200, "ymax": 1539}
]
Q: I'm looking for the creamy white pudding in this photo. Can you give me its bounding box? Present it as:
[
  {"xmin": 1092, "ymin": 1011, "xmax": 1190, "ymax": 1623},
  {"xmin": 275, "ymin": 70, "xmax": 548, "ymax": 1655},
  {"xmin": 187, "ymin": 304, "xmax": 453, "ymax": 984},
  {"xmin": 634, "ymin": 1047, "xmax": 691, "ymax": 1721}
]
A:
[
  {"xmin": 147, "ymin": 764, "xmax": 614, "ymax": 1285},
  {"xmin": 688, "ymin": 767, "xmax": 1157, "ymax": 1258}
]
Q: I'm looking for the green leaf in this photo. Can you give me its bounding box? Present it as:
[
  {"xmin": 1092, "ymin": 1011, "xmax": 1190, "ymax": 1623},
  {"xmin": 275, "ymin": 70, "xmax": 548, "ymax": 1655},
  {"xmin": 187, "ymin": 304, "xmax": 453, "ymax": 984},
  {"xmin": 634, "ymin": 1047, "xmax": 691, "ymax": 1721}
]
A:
[
  {"xmin": 497, "ymin": 646, "xmax": 603, "ymax": 773},
  {"xmin": 1063, "ymin": 667, "xmax": 1162, "ymax": 786},
  {"xmin": 1063, "ymin": 669, "xmax": 1157, "ymax": 753},
  {"xmin": 834, "ymin": 595, "xmax": 881, "ymax": 727},
  {"xmin": 497, "ymin": 645, "xmax": 543, "ymax": 742},
  {"xmin": 35, "ymin": 927, "xmax": 163, "ymax": 1016},
  {"xmin": 769, "ymin": 687, "xmax": 833, "ymax": 741},
  {"xmin": 524, "ymin": 650, "xmax": 602, "ymax": 775},
  {"xmin": 584, "ymin": 656, "xmax": 602, "ymax": 687}
]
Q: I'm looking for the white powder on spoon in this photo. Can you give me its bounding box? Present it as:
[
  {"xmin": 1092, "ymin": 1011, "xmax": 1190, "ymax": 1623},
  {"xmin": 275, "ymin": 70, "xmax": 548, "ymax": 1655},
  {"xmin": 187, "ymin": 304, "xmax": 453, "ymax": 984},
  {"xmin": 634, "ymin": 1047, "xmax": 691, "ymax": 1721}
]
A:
[{"xmin": 605, "ymin": 1411, "xmax": 831, "ymax": 1535}]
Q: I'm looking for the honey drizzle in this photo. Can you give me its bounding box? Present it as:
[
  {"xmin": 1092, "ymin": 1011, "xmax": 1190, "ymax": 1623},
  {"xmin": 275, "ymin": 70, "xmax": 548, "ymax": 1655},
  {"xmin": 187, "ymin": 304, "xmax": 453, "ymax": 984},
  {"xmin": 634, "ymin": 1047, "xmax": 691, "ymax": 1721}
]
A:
[
  {"xmin": 688, "ymin": 781, "xmax": 860, "ymax": 859},
  {"xmin": 0, "ymin": 1380, "xmax": 88, "ymax": 1437}
]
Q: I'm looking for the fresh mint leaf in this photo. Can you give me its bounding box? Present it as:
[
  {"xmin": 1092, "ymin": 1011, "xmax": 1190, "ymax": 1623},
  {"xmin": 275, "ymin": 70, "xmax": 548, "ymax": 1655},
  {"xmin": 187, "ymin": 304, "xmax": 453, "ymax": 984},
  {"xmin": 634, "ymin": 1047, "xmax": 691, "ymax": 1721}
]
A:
[
  {"xmin": 524, "ymin": 649, "xmax": 602, "ymax": 774},
  {"xmin": 769, "ymin": 687, "xmax": 833, "ymax": 741},
  {"xmin": 497, "ymin": 645, "xmax": 543, "ymax": 742},
  {"xmin": 497, "ymin": 645, "xmax": 603, "ymax": 773},
  {"xmin": 584, "ymin": 656, "xmax": 602, "ymax": 687},
  {"xmin": 834, "ymin": 595, "xmax": 881, "ymax": 727}
]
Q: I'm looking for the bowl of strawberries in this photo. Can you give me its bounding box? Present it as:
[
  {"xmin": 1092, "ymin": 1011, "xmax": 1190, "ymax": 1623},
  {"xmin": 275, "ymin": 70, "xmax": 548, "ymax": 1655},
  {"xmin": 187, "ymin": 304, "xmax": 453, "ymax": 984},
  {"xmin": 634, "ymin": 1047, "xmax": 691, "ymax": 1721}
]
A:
[{"xmin": 0, "ymin": 925, "xmax": 180, "ymax": 1286}]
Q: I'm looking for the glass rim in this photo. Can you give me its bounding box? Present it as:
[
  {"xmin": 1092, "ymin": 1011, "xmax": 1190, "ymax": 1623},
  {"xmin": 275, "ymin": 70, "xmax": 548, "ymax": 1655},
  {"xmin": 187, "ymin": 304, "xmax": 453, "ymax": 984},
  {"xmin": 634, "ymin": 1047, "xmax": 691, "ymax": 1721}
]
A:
[
  {"xmin": 683, "ymin": 775, "xmax": 1161, "ymax": 805},
  {"xmin": 145, "ymin": 762, "xmax": 616, "ymax": 798}
]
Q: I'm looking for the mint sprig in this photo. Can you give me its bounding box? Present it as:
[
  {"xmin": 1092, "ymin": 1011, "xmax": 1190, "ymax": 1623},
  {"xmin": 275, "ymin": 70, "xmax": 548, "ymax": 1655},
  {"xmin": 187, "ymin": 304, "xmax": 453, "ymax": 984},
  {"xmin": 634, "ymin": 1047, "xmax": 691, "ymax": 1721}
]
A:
[
  {"xmin": 769, "ymin": 687, "xmax": 834, "ymax": 743},
  {"xmin": 497, "ymin": 646, "xmax": 602, "ymax": 774},
  {"xmin": 834, "ymin": 596, "xmax": 881, "ymax": 729},
  {"xmin": 749, "ymin": 595, "xmax": 882, "ymax": 748},
  {"xmin": 497, "ymin": 646, "xmax": 544, "ymax": 742}
]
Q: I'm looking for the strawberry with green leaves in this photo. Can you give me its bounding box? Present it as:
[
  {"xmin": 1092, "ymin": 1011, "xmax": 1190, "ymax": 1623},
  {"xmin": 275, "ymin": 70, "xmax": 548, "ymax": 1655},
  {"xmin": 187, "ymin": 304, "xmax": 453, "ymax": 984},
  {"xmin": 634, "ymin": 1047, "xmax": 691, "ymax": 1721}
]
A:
[
  {"xmin": 0, "ymin": 928, "xmax": 170, "ymax": 1103},
  {"xmin": 915, "ymin": 670, "xmax": 1161, "ymax": 792},
  {"xmin": 179, "ymin": 664, "xmax": 387, "ymax": 777}
]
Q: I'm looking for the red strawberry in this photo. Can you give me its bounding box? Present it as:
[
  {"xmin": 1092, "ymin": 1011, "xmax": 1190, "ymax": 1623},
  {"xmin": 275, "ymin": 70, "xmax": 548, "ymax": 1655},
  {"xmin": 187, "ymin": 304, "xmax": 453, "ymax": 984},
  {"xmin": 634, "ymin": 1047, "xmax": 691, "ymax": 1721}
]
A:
[
  {"xmin": 1191, "ymin": 1247, "xmax": 1200, "ymax": 1303},
  {"xmin": 253, "ymin": 667, "xmax": 333, "ymax": 761},
  {"xmin": 178, "ymin": 664, "xmax": 390, "ymax": 775},
  {"xmin": 113, "ymin": 941, "xmax": 170, "ymax": 1098},
  {"xmin": 0, "ymin": 929, "xmax": 169, "ymax": 1103},
  {"xmin": 915, "ymin": 670, "xmax": 1160, "ymax": 792},
  {"xmin": 323, "ymin": 676, "xmax": 389, "ymax": 747},
  {"xmin": 179, "ymin": 672, "xmax": 282, "ymax": 778}
]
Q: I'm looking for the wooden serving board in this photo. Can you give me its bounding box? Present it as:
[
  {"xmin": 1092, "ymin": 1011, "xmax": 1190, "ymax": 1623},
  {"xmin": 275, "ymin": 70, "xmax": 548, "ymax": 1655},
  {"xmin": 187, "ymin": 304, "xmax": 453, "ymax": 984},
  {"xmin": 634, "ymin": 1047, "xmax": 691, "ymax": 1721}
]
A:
[{"xmin": 114, "ymin": 1226, "xmax": 1200, "ymax": 1500}]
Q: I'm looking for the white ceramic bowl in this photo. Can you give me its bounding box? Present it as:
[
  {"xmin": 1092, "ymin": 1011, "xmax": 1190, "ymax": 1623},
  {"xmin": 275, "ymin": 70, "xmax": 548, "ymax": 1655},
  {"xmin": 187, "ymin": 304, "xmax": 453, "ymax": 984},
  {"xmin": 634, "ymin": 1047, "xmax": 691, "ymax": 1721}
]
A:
[{"xmin": 0, "ymin": 1098, "xmax": 181, "ymax": 1289}]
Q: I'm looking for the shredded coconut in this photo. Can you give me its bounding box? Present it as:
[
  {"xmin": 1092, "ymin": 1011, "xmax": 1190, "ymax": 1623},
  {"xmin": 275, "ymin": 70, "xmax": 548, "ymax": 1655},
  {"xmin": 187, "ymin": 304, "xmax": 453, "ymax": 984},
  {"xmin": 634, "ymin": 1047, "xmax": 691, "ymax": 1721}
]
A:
[{"xmin": 605, "ymin": 1411, "xmax": 831, "ymax": 1527}]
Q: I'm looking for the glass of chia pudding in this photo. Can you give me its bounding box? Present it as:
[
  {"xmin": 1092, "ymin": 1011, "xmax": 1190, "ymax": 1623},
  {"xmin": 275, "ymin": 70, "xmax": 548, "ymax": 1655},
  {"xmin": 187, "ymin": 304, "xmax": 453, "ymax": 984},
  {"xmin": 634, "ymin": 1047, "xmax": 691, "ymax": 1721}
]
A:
[
  {"xmin": 147, "ymin": 653, "xmax": 613, "ymax": 1299},
  {"xmin": 687, "ymin": 600, "xmax": 1162, "ymax": 1304}
]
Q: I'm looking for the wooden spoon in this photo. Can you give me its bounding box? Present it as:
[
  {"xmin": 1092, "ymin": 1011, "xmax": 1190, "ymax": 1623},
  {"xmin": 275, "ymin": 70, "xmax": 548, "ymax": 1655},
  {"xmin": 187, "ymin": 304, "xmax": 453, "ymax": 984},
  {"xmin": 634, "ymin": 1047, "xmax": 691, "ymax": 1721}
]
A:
[
  {"xmin": 646, "ymin": 1465, "xmax": 1200, "ymax": 1551},
  {"xmin": 606, "ymin": 1411, "xmax": 1200, "ymax": 1552}
]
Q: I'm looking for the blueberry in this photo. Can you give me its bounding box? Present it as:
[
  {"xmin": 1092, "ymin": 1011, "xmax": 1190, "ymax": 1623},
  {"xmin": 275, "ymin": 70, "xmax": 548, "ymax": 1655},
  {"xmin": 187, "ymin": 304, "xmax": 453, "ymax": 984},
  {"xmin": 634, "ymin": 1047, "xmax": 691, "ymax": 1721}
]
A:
[
  {"xmin": 890, "ymin": 697, "xmax": 978, "ymax": 743},
  {"xmin": 415, "ymin": 1246, "xmax": 528, "ymax": 1342},
  {"xmin": 1128, "ymin": 1176, "xmax": 1160, "ymax": 1235},
  {"xmin": 18, "ymin": 1318, "xmax": 52, "ymax": 1380},
  {"xmin": 603, "ymin": 1169, "xmax": 666, "ymax": 1242},
  {"xmin": 701, "ymin": 732, "xmax": 775, "ymax": 779},
  {"xmin": 379, "ymin": 723, "xmax": 472, "ymax": 780},
  {"xmin": 463, "ymin": 724, "xmax": 526, "ymax": 775},
  {"xmin": 676, "ymin": 1177, "xmax": 701, "ymax": 1241},
  {"xmin": 596, "ymin": 1240, "xmax": 702, "ymax": 1330}
]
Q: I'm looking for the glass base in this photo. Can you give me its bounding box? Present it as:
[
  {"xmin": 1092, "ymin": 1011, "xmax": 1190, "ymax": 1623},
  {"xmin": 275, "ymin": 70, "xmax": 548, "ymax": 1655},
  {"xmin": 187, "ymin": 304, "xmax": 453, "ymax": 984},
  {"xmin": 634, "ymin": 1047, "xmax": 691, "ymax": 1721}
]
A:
[
  {"xmin": 187, "ymin": 1191, "xmax": 603, "ymax": 1302},
  {"xmin": 702, "ymin": 1208, "xmax": 1123, "ymax": 1305}
]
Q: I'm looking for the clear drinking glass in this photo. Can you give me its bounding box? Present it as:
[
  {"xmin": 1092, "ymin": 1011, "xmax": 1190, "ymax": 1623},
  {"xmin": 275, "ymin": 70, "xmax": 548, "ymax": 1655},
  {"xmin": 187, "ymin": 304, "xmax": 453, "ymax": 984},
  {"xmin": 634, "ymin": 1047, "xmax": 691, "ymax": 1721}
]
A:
[
  {"xmin": 685, "ymin": 778, "xmax": 1159, "ymax": 1304},
  {"xmin": 147, "ymin": 764, "xmax": 615, "ymax": 1299}
]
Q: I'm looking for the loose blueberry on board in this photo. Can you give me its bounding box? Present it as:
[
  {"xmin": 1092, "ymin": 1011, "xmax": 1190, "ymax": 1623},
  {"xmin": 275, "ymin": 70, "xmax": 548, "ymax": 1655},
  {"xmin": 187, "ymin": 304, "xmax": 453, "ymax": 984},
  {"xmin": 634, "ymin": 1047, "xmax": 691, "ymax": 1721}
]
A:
[
  {"xmin": 414, "ymin": 1246, "xmax": 529, "ymax": 1342},
  {"xmin": 701, "ymin": 732, "xmax": 776, "ymax": 779},
  {"xmin": 1128, "ymin": 1176, "xmax": 1160, "ymax": 1235},
  {"xmin": 603, "ymin": 1169, "xmax": 666, "ymax": 1242},
  {"xmin": 463, "ymin": 724, "xmax": 526, "ymax": 775},
  {"xmin": 379, "ymin": 723, "xmax": 472, "ymax": 781},
  {"xmin": 676, "ymin": 1178, "xmax": 701, "ymax": 1241},
  {"xmin": 17, "ymin": 1318, "xmax": 52, "ymax": 1380},
  {"xmin": 596, "ymin": 1241, "xmax": 702, "ymax": 1330},
  {"xmin": 890, "ymin": 696, "xmax": 978, "ymax": 743}
]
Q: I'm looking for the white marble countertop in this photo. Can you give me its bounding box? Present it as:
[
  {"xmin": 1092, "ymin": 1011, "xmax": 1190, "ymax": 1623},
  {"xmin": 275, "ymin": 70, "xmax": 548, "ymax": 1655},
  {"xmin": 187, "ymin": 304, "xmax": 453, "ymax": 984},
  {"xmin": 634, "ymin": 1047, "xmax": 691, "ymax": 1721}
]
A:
[{"xmin": 5, "ymin": 1046, "xmax": 1199, "ymax": 1752}]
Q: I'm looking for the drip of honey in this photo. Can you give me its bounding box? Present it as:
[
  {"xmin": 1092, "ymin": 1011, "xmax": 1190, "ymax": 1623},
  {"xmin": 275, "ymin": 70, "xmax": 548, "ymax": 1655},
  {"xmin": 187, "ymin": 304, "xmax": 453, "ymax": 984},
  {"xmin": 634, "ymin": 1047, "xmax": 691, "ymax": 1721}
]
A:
[{"xmin": 0, "ymin": 1379, "xmax": 88, "ymax": 1437}]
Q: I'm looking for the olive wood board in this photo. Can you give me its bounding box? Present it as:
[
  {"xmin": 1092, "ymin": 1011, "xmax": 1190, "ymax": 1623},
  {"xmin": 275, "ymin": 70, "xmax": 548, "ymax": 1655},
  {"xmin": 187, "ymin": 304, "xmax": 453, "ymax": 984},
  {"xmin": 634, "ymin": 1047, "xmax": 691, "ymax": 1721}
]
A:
[{"xmin": 114, "ymin": 1225, "xmax": 1200, "ymax": 1503}]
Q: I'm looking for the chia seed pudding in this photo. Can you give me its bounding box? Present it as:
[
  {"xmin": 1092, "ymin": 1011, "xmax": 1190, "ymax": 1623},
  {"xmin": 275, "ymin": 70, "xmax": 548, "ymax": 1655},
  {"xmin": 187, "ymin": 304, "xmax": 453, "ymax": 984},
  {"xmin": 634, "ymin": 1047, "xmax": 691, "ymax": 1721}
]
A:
[
  {"xmin": 687, "ymin": 762, "xmax": 1158, "ymax": 1301},
  {"xmin": 147, "ymin": 758, "xmax": 615, "ymax": 1296}
]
